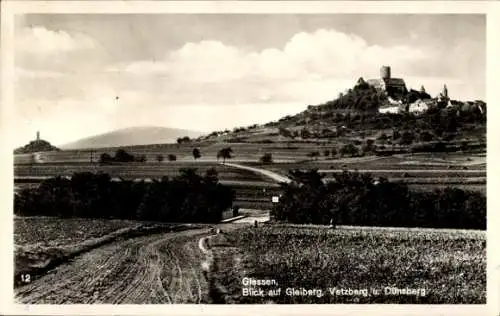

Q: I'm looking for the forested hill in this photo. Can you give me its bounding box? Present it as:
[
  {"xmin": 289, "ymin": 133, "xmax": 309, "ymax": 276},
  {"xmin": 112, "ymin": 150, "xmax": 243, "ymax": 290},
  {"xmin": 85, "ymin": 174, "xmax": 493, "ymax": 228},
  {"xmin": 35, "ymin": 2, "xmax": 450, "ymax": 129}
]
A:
[{"xmin": 14, "ymin": 139, "xmax": 60, "ymax": 154}]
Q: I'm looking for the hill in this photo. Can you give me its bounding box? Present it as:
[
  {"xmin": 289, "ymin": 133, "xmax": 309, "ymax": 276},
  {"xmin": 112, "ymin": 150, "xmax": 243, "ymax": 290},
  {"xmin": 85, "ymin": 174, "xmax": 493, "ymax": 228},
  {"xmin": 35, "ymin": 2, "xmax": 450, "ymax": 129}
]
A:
[
  {"xmin": 197, "ymin": 79, "xmax": 486, "ymax": 150},
  {"xmin": 14, "ymin": 139, "xmax": 60, "ymax": 154},
  {"xmin": 60, "ymin": 126, "xmax": 204, "ymax": 150}
]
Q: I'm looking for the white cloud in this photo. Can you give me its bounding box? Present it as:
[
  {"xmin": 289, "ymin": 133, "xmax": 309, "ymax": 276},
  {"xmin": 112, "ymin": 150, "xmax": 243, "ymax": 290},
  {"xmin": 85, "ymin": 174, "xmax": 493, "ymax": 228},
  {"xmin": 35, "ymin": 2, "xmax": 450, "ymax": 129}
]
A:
[
  {"xmin": 120, "ymin": 28, "xmax": 428, "ymax": 84},
  {"xmin": 16, "ymin": 27, "xmax": 96, "ymax": 55}
]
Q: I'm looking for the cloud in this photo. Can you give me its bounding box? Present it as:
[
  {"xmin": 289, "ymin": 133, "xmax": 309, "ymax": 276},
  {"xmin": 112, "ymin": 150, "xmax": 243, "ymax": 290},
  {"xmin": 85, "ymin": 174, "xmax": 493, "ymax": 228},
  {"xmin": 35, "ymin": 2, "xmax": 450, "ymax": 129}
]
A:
[
  {"xmin": 16, "ymin": 27, "xmax": 96, "ymax": 55},
  {"xmin": 16, "ymin": 26, "xmax": 107, "ymax": 73},
  {"xmin": 121, "ymin": 29, "xmax": 428, "ymax": 83}
]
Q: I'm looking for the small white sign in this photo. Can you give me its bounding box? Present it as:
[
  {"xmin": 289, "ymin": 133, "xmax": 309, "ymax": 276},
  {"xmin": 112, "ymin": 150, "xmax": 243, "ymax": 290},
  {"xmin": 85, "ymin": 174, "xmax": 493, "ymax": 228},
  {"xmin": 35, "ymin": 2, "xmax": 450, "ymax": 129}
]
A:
[{"xmin": 272, "ymin": 196, "xmax": 279, "ymax": 203}]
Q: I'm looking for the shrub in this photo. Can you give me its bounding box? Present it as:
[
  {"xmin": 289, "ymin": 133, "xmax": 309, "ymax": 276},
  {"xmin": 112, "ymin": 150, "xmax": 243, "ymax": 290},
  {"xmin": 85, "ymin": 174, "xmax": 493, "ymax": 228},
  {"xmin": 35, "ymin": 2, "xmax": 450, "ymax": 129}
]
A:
[
  {"xmin": 114, "ymin": 149, "xmax": 135, "ymax": 162},
  {"xmin": 99, "ymin": 153, "xmax": 113, "ymax": 164},
  {"xmin": 340, "ymin": 144, "xmax": 358, "ymax": 157},
  {"xmin": 260, "ymin": 153, "xmax": 273, "ymax": 164},
  {"xmin": 167, "ymin": 154, "xmax": 177, "ymax": 161},
  {"xmin": 135, "ymin": 154, "xmax": 147, "ymax": 163}
]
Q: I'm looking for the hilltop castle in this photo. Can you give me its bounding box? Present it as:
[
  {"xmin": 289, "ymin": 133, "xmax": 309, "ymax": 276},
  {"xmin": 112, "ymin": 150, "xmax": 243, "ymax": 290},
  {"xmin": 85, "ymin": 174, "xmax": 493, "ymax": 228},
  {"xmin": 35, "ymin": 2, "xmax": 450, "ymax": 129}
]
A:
[{"xmin": 367, "ymin": 66, "xmax": 408, "ymax": 99}]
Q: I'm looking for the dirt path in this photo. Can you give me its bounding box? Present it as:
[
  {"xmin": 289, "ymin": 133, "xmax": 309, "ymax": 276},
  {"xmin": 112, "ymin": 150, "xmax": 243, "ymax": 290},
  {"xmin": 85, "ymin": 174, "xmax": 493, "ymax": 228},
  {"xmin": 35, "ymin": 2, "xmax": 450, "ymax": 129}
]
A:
[
  {"xmin": 15, "ymin": 228, "xmax": 212, "ymax": 304},
  {"xmin": 223, "ymin": 162, "xmax": 292, "ymax": 184}
]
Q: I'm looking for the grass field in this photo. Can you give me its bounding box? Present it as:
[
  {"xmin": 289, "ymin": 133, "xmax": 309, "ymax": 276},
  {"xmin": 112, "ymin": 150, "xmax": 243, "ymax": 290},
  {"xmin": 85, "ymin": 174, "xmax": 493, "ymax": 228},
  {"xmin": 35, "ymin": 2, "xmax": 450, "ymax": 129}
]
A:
[
  {"xmin": 14, "ymin": 162, "xmax": 272, "ymax": 183},
  {"xmin": 212, "ymin": 224, "xmax": 486, "ymax": 304},
  {"xmin": 14, "ymin": 217, "xmax": 142, "ymax": 248},
  {"xmin": 14, "ymin": 216, "xmax": 213, "ymax": 303}
]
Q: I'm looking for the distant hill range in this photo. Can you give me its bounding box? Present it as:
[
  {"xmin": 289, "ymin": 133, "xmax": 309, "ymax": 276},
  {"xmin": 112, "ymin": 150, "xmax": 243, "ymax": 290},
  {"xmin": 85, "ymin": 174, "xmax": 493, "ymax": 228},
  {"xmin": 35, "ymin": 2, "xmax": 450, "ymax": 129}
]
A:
[{"xmin": 60, "ymin": 126, "xmax": 204, "ymax": 150}]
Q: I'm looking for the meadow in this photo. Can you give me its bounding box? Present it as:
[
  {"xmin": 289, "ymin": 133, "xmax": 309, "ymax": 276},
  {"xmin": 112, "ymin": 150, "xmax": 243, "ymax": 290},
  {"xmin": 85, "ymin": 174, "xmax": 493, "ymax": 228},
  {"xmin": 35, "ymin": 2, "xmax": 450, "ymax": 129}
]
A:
[
  {"xmin": 219, "ymin": 224, "xmax": 486, "ymax": 304},
  {"xmin": 14, "ymin": 217, "xmax": 141, "ymax": 247},
  {"xmin": 14, "ymin": 162, "xmax": 271, "ymax": 183}
]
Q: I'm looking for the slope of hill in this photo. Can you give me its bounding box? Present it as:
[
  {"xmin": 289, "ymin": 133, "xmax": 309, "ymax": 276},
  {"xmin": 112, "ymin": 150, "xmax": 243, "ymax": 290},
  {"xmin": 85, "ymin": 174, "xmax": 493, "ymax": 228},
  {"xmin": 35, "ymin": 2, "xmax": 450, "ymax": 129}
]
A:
[
  {"xmin": 197, "ymin": 79, "xmax": 485, "ymax": 147},
  {"xmin": 60, "ymin": 126, "xmax": 204, "ymax": 150},
  {"xmin": 14, "ymin": 140, "xmax": 60, "ymax": 154}
]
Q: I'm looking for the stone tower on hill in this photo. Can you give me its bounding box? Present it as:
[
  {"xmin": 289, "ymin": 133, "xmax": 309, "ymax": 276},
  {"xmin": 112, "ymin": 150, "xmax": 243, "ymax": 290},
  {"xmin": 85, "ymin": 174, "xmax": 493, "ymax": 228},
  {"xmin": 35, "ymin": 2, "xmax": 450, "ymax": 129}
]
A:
[{"xmin": 366, "ymin": 66, "xmax": 408, "ymax": 100}]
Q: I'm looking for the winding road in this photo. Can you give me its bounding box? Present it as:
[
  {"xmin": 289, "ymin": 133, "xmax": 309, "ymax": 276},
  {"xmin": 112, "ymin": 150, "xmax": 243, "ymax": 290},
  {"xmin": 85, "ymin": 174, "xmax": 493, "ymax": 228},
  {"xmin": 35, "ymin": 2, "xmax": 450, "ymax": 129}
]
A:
[{"xmin": 223, "ymin": 162, "xmax": 292, "ymax": 184}]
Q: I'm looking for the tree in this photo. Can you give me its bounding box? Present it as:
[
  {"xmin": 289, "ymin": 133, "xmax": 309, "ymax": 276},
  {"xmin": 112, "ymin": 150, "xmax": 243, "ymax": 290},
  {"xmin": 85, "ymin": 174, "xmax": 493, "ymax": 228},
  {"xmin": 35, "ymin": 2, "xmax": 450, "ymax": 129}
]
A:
[
  {"xmin": 156, "ymin": 154, "xmax": 164, "ymax": 163},
  {"xmin": 307, "ymin": 151, "xmax": 320, "ymax": 160},
  {"xmin": 324, "ymin": 150, "xmax": 330, "ymax": 158},
  {"xmin": 260, "ymin": 153, "xmax": 273, "ymax": 164},
  {"xmin": 340, "ymin": 144, "xmax": 358, "ymax": 157},
  {"xmin": 99, "ymin": 153, "xmax": 113, "ymax": 164},
  {"xmin": 331, "ymin": 147, "xmax": 337, "ymax": 157},
  {"xmin": 399, "ymin": 131, "xmax": 414, "ymax": 145},
  {"xmin": 392, "ymin": 129, "xmax": 401, "ymax": 140},
  {"xmin": 217, "ymin": 147, "xmax": 233, "ymax": 164},
  {"xmin": 114, "ymin": 149, "xmax": 135, "ymax": 162},
  {"xmin": 135, "ymin": 154, "xmax": 147, "ymax": 163},
  {"xmin": 192, "ymin": 148, "xmax": 201, "ymax": 160},
  {"xmin": 177, "ymin": 136, "xmax": 191, "ymax": 144},
  {"xmin": 419, "ymin": 131, "xmax": 434, "ymax": 142},
  {"xmin": 168, "ymin": 154, "xmax": 177, "ymax": 161}
]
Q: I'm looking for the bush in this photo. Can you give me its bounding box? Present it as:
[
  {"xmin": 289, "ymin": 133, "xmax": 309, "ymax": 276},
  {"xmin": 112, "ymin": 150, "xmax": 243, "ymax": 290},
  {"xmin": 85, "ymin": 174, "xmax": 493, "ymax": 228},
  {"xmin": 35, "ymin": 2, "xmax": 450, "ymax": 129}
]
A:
[
  {"xmin": 271, "ymin": 170, "xmax": 485, "ymax": 230},
  {"xmin": 99, "ymin": 153, "xmax": 113, "ymax": 164},
  {"xmin": 135, "ymin": 154, "xmax": 147, "ymax": 163},
  {"xmin": 156, "ymin": 154, "xmax": 164, "ymax": 162},
  {"xmin": 340, "ymin": 144, "xmax": 358, "ymax": 157},
  {"xmin": 114, "ymin": 149, "xmax": 135, "ymax": 162},
  {"xmin": 260, "ymin": 153, "xmax": 273, "ymax": 164},
  {"xmin": 167, "ymin": 154, "xmax": 177, "ymax": 161}
]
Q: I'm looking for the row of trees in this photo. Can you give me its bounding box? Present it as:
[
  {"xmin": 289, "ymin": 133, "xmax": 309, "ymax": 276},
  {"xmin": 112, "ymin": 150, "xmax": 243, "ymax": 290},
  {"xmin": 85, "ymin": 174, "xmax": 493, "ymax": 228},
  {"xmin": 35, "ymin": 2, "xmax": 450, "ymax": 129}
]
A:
[
  {"xmin": 272, "ymin": 170, "xmax": 485, "ymax": 229},
  {"xmin": 99, "ymin": 148, "xmax": 203, "ymax": 164},
  {"xmin": 99, "ymin": 149, "xmax": 146, "ymax": 164},
  {"xmin": 15, "ymin": 169, "xmax": 234, "ymax": 223}
]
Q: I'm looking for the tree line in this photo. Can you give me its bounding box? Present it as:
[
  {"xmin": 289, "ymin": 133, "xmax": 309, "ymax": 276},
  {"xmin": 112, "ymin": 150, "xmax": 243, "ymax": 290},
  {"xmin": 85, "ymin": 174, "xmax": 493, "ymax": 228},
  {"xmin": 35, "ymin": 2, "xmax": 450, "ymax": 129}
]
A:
[
  {"xmin": 14, "ymin": 168, "xmax": 234, "ymax": 223},
  {"xmin": 272, "ymin": 170, "xmax": 485, "ymax": 230}
]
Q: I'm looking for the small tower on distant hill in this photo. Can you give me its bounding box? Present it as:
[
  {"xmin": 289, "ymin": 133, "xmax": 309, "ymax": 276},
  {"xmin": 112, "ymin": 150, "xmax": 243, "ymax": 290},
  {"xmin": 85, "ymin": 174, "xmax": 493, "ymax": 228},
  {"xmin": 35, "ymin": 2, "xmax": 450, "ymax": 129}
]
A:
[
  {"xmin": 443, "ymin": 84, "xmax": 448, "ymax": 98},
  {"xmin": 420, "ymin": 85, "xmax": 426, "ymax": 93},
  {"xmin": 36, "ymin": 130, "xmax": 40, "ymax": 142}
]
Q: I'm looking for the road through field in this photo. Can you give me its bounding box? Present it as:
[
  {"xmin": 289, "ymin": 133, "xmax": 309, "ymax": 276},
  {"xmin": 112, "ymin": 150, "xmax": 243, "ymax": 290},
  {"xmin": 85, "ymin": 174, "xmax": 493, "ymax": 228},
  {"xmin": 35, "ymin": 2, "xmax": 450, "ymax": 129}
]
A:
[
  {"xmin": 15, "ymin": 227, "xmax": 213, "ymax": 304},
  {"xmin": 223, "ymin": 162, "xmax": 292, "ymax": 184}
]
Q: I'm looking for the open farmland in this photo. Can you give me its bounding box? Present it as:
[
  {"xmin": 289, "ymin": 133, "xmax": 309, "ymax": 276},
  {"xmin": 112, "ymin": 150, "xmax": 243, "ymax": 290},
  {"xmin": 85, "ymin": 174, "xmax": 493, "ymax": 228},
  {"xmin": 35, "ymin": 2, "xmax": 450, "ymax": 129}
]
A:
[
  {"xmin": 242, "ymin": 152, "xmax": 486, "ymax": 193},
  {"xmin": 14, "ymin": 217, "xmax": 142, "ymax": 247},
  {"xmin": 14, "ymin": 141, "xmax": 333, "ymax": 164},
  {"xmin": 210, "ymin": 224, "xmax": 486, "ymax": 304},
  {"xmin": 14, "ymin": 162, "xmax": 272, "ymax": 183},
  {"xmin": 15, "ymin": 223, "xmax": 214, "ymax": 304}
]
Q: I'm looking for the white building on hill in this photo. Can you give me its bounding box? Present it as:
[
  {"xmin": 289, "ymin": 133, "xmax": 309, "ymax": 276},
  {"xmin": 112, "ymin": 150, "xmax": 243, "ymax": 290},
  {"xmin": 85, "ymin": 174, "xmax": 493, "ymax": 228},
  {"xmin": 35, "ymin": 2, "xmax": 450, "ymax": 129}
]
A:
[
  {"xmin": 409, "ymin": 99, "xmax": 436, "ymax": 115},
  {"xmin": 378, "ymin": 104, "xmax": 402, "ymax": 114}
]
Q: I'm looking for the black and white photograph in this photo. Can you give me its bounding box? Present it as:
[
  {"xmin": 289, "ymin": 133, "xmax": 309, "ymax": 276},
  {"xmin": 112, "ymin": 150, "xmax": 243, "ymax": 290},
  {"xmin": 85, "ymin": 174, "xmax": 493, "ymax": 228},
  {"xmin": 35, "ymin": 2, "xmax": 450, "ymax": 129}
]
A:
[{"xmin": 1, "ymin": 1, "xmax": 497, "ymax": 312}]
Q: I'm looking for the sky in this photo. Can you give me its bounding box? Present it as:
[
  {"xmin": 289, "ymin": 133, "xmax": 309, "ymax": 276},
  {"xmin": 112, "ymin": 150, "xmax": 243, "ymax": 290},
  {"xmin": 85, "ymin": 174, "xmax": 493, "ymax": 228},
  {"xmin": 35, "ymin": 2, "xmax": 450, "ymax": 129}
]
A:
[{"xmin": 14, "ymin": 14, "xmax": 485, "ymax": 147}]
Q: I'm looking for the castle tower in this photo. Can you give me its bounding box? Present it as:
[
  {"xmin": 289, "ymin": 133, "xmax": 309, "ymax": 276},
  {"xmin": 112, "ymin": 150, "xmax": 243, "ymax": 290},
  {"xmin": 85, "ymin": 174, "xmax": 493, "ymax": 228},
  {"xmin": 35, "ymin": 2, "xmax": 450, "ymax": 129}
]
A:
[
  {"xmin": 36, "ymin": 131, "xmax": 40, "ymax": 141},
  {"xmin": 380, "ymin": 66, "xmax": 391, "ymax": 79},
  {"xmin": 443, "ymin": 84, "xmax": 448, "ymax": 98}
]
